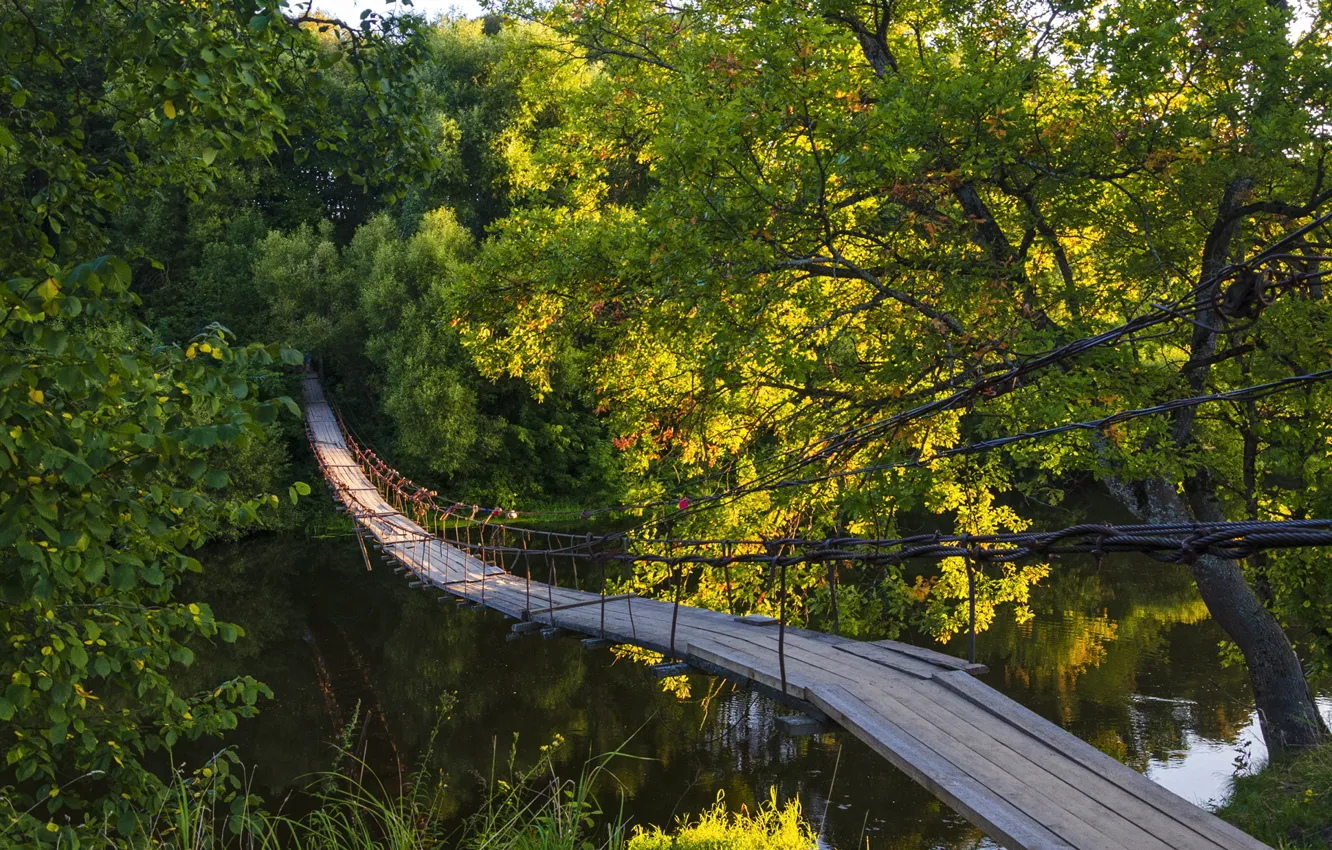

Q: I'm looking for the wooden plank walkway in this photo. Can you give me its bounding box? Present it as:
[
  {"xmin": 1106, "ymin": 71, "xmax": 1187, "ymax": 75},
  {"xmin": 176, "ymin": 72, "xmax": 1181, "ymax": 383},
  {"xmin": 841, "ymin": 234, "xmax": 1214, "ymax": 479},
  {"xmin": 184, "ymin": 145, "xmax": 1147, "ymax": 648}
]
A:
[{"xmin": 303, "ymin": 377, "xmax": 1270, "ymax": 850}]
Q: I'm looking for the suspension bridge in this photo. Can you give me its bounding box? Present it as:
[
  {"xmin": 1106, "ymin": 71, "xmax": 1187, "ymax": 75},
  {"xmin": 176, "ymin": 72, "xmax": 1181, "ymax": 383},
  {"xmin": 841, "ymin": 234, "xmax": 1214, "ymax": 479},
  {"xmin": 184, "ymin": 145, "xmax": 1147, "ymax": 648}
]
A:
[{"xmin": 303, "ymin": 375, "xmax": 1279, "ymax": 850}]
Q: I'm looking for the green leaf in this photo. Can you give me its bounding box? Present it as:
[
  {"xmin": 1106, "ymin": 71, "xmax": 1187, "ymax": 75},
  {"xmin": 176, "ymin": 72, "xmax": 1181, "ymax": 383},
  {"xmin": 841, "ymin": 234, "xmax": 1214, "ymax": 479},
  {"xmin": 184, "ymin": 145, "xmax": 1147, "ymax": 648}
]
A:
[
  {"xmin": 278, "ymin": 396, "xmax": 301, "ymax": 417},
  {"xmin": 110, "ymin": 564, "xmax": 134, "ymax": 590},
  {"xmin": 62, "ymin": 462, "xmax": 95, "ymax": 487},
  {"xmin": 0, "ymin": 699, "xmax": 13, "ymax": 721},
  {"xmin": 279, "ymin": 347, "xmax": 304, "ymax": 366},
  {"xmin": 188, "ymin": 426, "xmax": 218, "ymax": 448}
]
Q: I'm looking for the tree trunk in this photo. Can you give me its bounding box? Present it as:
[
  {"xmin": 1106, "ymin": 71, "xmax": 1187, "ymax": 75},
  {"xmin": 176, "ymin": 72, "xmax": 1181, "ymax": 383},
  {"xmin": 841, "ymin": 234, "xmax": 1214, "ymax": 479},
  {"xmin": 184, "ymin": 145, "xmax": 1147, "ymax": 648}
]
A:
[
  {"xmin": 1183, "ymin": 474, "xmax": 1328, "ymax": 752},
  {"xmin": 1107, "ymin": 179, "xmax": 1329, "ymax": 754}
]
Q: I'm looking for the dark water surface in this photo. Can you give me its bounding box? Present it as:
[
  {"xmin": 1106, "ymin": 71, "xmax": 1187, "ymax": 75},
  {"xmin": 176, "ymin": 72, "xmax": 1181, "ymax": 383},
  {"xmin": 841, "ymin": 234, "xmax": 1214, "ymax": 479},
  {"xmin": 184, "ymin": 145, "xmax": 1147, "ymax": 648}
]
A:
[{"xmin": 185, "ymin": 534, "xmax": 1330, "ymax": 849}]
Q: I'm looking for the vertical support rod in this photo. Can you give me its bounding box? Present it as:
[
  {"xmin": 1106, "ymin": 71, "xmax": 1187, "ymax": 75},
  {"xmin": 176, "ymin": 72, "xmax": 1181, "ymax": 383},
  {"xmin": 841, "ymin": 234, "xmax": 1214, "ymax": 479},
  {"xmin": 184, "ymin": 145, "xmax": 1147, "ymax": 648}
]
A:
[
  {"xmin": 723, "ymin": 543, "xmax": 734, "ymax": 615},
  {"xmin": 830, "ymin": 561, "xmax": 840, "ymax": 637},
  {"xmin": 669, "ymin": 558, "xmax": 683, "ymax": 660},
  {"xmin": 967, "ymin": 555, "xmax": 977, "ymax": 665},
  {"xmin": 596, "ymin": 534, "xmax": 606, "ymax": 639},
  {"xmin": 778, "ymin": 554, "xmax": 788, "ymax": 696},
  {"xmin": 480, "ymin": 523, "xmax": 489, "ymax": 608},
  {"xmin": 355, "ymin": 523, "xmax": 373, "ymax": 572},
  {"xmin": 623, "ymin": 537, "xmax": 637, "ymax": 640},
  {"xmin": 523, "ymin": 532, "xmax": 531, "ymax": 615},
  {"xmin": 545, "ymin": 549, "xmax": 555, "ymax": 618}
]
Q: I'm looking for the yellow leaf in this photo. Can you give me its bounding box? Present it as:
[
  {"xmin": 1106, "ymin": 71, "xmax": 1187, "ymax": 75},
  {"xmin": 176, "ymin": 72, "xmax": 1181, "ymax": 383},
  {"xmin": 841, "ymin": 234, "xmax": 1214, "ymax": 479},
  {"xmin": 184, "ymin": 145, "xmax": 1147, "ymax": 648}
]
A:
[
  {"xmin": 186, "ymin": 344, "xmax": 197, "ymax": 359},
  {"xmin": 210, "ymin": 347, "xmax": 222, "ymax": 360},
  {"xmin": 28, "ymin": 389, "xmax": 43, "ymax": 404},
  {"xmin": 163, "ymin": 99, "xmax": 176, "ymax": 119}
]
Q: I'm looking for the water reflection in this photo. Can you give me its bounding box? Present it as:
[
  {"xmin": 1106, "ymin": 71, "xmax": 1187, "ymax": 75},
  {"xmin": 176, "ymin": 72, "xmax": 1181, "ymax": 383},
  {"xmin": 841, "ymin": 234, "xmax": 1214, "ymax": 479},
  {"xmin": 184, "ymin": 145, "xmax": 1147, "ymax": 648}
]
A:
[{"xmin": 184, "ymin": 535, "xmax": 1326, "ymax": 849}]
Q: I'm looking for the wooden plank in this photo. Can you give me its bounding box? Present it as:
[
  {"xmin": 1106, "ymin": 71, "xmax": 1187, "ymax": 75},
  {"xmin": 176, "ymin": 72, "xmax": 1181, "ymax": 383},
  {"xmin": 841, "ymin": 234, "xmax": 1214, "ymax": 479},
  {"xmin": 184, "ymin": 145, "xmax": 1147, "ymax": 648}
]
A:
[
  {"xmin": 811, "ymin": 684, "xmax": 1074, "ymax": 850},
  {"xmin": 868, "ymin": 638, "xmax": 988, "ymax": 675},
  {"xmin": 848, "ymin": 680, "xmax": 1155, "ymax": 850},
  {"xmin": 525, "ymin": 593, "xmax": 637, "ymax": 617},
  {"xmin": 829, "ymin": 640, "xmax": 941, "ymax": 680},
  {"xmin": 877, "ymin": 675, "xmax": 1197, "ymax": 850},
  {"xmin": 935, "ymin": 670, "xmax": 1270, "ymax": 850},
  {"xmin": 735, "ymin": 614, "xmax": 780, "ymax": 626},
  {"xmin": 690, "ymin": 621, "xmax": 1178, "ymax": 849},
  {"xmin": 899, "ymin": 675, "xmax": 1224, "ymax": 850},
  {"xmin": 681, "ymin": 614, "xmax": 1161, "ymax": 850}
]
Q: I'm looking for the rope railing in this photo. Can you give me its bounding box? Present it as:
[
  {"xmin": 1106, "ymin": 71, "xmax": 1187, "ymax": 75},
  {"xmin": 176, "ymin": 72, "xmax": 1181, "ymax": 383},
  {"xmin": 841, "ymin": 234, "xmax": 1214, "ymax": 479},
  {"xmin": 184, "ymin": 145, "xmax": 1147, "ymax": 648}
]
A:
[
  {"xmin": 305, "ymin": 207, "xmax": 1332, "ymax": 671},
  {"xmin": 310, "ymin": 395, "xmax": 1332, "ymax": 670}
]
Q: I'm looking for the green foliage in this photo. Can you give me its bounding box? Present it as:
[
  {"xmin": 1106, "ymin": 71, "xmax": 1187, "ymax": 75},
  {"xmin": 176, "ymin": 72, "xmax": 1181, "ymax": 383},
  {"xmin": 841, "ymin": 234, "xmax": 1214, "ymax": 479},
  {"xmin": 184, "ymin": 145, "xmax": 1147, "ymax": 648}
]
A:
[
  {"xmin": 452, "ymin": 0, "xmax": 1332, "ymax": 660},
  {"xmin": 0, "ymin": 0, "xmax": 442, "ymax": 843},
  {"xmin": 0, "ymin": 0, "xmax": 437, "ymax": 284},
  {"xmin": 1218, "ymin": 741, "xmax": 1332, "ymax": 849},
  {"xmin": 251, "ymin": 205, "xmax": 623, "ymax": 508},
  {"xmin": 0, "ymin": 259, "xmax": 286, "ymax": 840},
  {"xmin": 402, "ymin": 18, "xmax": 599, "ymax": 236}
]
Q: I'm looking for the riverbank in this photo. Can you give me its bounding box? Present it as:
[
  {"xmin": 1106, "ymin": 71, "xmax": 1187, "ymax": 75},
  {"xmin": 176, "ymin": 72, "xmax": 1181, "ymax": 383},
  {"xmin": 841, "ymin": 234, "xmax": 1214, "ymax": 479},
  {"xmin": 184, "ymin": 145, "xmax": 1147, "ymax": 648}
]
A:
[{"xmin": 1219, "ymin": 740, "xmax": 1332, "ymax": 849}]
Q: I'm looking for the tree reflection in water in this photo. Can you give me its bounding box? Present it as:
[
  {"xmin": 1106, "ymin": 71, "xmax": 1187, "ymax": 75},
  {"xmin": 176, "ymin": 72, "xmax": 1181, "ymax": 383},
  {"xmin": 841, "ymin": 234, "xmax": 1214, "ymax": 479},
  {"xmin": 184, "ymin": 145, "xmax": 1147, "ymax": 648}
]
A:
[{"xmin": 178, "ymin": 533, "xmax": 1311, "ymax": 849}]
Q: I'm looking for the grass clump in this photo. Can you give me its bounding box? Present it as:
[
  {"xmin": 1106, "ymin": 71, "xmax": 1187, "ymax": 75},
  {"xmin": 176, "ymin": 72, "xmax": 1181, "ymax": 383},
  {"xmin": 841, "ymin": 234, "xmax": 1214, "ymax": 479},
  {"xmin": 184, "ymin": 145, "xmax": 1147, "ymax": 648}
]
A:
[
  {"xmin": 1218, "ymin": 740, "xmax": 1332, "ymax": 849},
  {"xmin": 625, "ymin": 791, "xmax": 815, "ymax": 850}
]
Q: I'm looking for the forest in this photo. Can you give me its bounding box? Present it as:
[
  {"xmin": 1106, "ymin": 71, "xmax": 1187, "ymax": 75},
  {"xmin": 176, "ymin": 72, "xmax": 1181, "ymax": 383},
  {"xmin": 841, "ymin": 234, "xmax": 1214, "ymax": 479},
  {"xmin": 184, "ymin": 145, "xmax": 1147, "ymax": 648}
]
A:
[{"xmin": 2, "ymin": 0, "xmax": 1331, "ymax": 847}]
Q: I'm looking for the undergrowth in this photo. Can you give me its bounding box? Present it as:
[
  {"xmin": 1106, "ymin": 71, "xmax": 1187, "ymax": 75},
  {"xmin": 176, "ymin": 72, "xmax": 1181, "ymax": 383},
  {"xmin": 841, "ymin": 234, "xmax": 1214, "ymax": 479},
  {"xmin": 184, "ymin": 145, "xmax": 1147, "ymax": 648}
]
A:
[
  {"xmin": 1218, "ymin": 740, "xmax": 1332, "ymax": 850},
  {"xmin": 141, "ymin": 707, "xmax": 814, "ymax": 850},
  {"xmin": 624, "ymin": 791, "xmax": 816, "ymax": 850}
]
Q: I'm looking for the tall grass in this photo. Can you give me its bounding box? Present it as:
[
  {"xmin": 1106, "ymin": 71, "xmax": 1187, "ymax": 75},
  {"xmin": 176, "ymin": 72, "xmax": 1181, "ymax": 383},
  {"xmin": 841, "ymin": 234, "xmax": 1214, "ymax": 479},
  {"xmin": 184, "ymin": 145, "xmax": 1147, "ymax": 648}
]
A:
[
  {"xmin": 145, "ymin": 711, "xmax": 814, "ymax": 850},
  {"xmin": 149, "ymin": 725, "xmax": 633, "ymax": 850}
]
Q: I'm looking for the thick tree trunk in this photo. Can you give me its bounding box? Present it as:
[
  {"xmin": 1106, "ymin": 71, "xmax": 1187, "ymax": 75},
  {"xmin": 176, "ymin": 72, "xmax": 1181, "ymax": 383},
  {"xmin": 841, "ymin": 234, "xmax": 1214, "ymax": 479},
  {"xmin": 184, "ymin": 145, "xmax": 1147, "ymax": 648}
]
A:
[
  {"xmin": 1115, "ymin": 476, "xmax": 1329, "ymax": 752},
  {"xmin": 1107, "ymin": 179, "xmax": 1328, "ymax": 754},
  {"xmin": 1183, "ymin": 475, "xmax": 1328, "ymax": 751}
]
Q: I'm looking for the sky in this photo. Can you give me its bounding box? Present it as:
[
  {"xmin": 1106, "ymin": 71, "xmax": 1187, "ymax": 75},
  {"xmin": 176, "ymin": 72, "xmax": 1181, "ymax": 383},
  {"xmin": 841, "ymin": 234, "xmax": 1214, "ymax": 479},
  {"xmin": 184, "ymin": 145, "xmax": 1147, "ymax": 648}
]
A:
[{"xmin": 309, "ymin": 0, "xmax": 485, "ymax": 23}]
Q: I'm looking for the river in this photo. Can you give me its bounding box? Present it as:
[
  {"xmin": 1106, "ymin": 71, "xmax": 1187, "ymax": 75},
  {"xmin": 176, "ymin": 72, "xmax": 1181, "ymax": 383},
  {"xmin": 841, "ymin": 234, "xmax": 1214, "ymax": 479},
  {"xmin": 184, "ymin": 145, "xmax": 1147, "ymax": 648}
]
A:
[{"xmin": 181, "ymin": 533, "xmax": 1332, "ymax": 849}]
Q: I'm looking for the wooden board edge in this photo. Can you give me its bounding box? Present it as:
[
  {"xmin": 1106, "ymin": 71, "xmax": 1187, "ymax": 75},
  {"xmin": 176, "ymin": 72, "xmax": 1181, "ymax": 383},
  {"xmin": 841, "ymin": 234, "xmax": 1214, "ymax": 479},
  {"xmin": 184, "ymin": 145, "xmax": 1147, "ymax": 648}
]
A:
[
  {"xmin": 933, "ymin": 670, "xmax": 1274, "ymax": 850},
  {"xmin": 807, "ymin": 683, "xmax": 1076, "ymax": 850}
]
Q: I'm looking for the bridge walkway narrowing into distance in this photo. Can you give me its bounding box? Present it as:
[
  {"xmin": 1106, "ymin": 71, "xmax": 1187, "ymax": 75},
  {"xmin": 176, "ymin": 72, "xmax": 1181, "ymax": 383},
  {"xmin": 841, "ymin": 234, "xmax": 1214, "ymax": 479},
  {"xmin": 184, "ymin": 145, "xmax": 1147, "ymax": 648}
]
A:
[{"xmin": 302, "ymin": 376, "xmax": 1269, "ymax": 850}]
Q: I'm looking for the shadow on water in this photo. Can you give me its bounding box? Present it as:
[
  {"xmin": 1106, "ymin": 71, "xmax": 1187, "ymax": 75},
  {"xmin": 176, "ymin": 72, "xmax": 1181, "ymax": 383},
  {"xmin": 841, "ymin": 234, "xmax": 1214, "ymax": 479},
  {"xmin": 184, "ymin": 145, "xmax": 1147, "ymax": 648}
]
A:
[{"xmin": 179, "ymin": 532, "xmax": 1329, "ymax": 849}]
